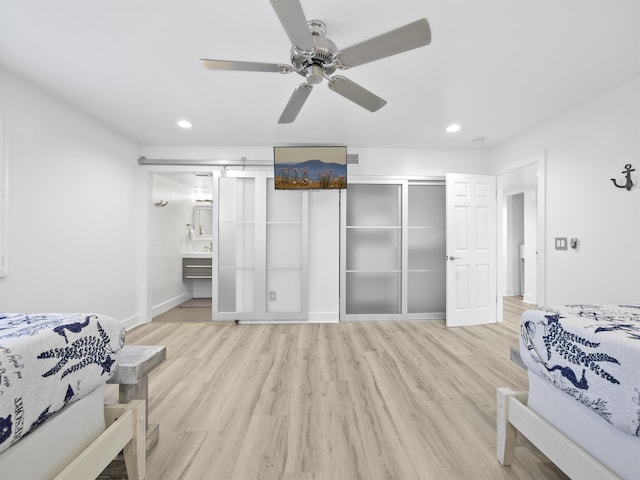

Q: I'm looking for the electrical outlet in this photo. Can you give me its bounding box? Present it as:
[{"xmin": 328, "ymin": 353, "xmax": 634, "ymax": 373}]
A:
[{"xmin": 269, "ymin": 291, "xmax": 276, "ymax": 301}]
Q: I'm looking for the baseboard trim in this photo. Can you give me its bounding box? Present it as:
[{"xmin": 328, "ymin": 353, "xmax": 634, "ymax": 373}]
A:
[
  {"xmin": 307, "ymin": 312, "xmax": 339, "ymax": 323},
  {"xmin": 211, "ymin": 312, "xmax": 339, "ymax": 324},
  {"xmin": 122, "ymin": 313, "xmax": 144, "ymax": 331},
  {"xmin": 152, "ymin": 293, "xmax": 191, "ymax": 318}
]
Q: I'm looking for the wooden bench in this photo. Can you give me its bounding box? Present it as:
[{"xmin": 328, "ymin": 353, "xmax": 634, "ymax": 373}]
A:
[
  {"xmin": 100, "ymin": 345, "xmax": 166, "ymax": 479},
  {"xmin": 107, "ymin": 345, "xmax": 166, "ymax": 452}
]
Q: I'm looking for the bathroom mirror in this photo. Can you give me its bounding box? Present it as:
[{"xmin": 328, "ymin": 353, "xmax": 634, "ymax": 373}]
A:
[{"xmin": 193, "ymin": 205, "xmax": 213, "ymax": 239}]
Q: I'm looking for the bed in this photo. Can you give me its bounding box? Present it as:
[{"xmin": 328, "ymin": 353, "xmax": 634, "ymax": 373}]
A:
[
  {"xmin": 498, "ymin": 304, "xmax": 640, "ymax": 480},
  {"xmin": 0, "ymin": 313, "xmax": 145, "ymax": 479}
]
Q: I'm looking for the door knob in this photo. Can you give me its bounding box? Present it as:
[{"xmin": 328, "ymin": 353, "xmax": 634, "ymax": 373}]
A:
[{"xmin": 447, "ymin": 255, "xmax": 461, "ymax": 261}]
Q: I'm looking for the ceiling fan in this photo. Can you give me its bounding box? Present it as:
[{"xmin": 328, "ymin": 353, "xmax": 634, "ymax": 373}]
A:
[{"xmin": 200, "ymin": 0, "xmax": 431, "ymax": 123}]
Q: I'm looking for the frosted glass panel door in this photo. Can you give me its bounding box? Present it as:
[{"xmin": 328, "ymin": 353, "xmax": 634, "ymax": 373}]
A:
[
  {"xmin": 214, "ymin": 172, "xmax": 308, "ymax": 321},
  {"xmin": 217, "ymin": 176, "xmax": 256, "ymax": 314},
  {"xmin": 407, "ymin": 185, "xmax": 446, "ymax": 313},
  {"xmin": 345, "ymin": 184, "xmax": 402, "ymax": 315},
  {"xmin": 341, "ymin": 180, "xmax": 445, "ymax": 320}
]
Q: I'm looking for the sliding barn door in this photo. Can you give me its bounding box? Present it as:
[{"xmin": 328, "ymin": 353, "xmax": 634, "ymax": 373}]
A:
[{"xmin": 213, "ymin": 171, "xmax": 308, "ymax": 322}]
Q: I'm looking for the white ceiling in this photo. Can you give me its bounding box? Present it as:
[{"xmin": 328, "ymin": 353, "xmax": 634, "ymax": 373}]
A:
[{"xmin": 1, "ymin": 1, "xmax": 640, "ymax": 149}]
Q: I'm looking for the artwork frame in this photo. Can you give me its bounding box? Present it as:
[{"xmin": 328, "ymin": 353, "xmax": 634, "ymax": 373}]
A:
[{"xmin": 273, "ymin": 145, "xmax": 347, "ymax": 190}]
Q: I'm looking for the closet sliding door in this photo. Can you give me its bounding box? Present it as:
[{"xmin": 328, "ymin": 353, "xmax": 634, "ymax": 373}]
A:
[
  {"xmin": 407, "ymin": 184, "xmax": 446, "ymax": 316},
  {"xmin": 344, "ymin": 183, "xmax": 402, "ymax": 316},
  {"xmin": 341, "ymin": 179, "xmax": 445, "ymax": 321}
]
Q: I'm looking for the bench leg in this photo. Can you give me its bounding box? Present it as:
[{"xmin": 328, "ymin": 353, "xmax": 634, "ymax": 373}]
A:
[
  {"xmin": 118, "ymin": 376, "xmax": 161, "ymax": 452},
  {"xmin": 119, "ymin": 376, "xmax": 149, "ymax": 430}
]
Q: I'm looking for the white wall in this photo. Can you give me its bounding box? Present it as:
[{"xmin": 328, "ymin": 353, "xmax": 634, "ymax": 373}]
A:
[
  {"xmin": 349, "ymin": 147, "xmax": 490, "ymax": 177},
  {"xmin": 491, "ymin": 75, "xmax": 640, "ymax": 305},
  {"xmin": 0, "ymin": 68, "xmax": 144, "ymax": 327},
  {"xmin": 150, "ymin": 174, "xmax": 193, "ymax": 315},
  {"xmin": 142, "ymin": 145, "xmax": 490, "ymax": 321},
  {"xmin": 307, "ymin": 188, "xmax": 341, "ymax": 322}
]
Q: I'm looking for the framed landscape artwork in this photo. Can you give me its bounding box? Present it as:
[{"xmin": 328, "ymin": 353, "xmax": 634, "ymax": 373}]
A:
[{"xmin": 273, "ymin": 145, "xmax": 347, "ymax": 190}]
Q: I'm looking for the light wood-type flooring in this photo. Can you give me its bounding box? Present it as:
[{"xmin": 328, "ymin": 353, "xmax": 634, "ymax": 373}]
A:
[{"xmin": 110, "ymin": 296, "xmax": 567, "ymax": 479}]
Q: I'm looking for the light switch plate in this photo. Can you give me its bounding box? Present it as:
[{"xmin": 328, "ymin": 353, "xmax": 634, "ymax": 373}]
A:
[{"xmin": 555, "ymin": 237, "xmax": 568, "ymax": 250}]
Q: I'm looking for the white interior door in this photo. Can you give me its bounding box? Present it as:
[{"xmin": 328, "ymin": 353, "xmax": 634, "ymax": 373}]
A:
[{"xmin": 446, "ymin": 173, "xmax": 496, "ymax": 327}]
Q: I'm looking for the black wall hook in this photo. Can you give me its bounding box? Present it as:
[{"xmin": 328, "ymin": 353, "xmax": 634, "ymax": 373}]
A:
[{"xmin": 611, "ymin": 164, "xmax": 634, "ymax": 191}]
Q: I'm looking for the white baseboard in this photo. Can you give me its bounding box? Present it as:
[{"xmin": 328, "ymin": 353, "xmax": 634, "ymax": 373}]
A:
[
  {"xmin": 213, "ymin": 312, "xmax": 339, "ymax": 324},
  {"xmin": 121, "ymin": 314, "xmax": 144, "ymax": 331},
  {"xmin": 152, "ymin": 292, "xmax": 191, "ymax": 318},
  {"xmin": 307, "ymin": 312, "xmax": 339, "ymax": 323},
  {"xmin": 523, "ymin": 293, "xmax": 536, "ymax": 305}
]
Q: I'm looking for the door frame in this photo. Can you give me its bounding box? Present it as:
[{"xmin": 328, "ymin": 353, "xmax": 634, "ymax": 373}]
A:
[
  {"xmin": 143, "ymin": 165, "xmax": 220, "ymax": 324},
  {"xmin": 340, "ymin": 175, "xmax": 446, "ymax": 321},
  {"xmin": 495, "ymin": 153, "xmax": 547, "ymax": 322}
]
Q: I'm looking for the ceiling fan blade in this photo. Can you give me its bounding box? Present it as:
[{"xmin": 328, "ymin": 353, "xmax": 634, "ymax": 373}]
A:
[
  {"xmin": 336, "ymin": 18, "xmax": 431, "ymax": 68},
  {"xmin": 269, "ymin": 0, "xmax": 315, "ymax": 52},
  {"xmin": 328, "ymin": 76, "xmax": 387, "ymax": 112},
  {"xmin": 200, "ymin": 59, "xmax": 291, "ymax": 73},
  {"xmin": 278, "ymin": 83, "xmax": 313, "ymax": 123}
]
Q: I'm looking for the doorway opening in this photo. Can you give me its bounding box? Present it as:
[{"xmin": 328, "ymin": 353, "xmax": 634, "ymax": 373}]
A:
[
  {"xmin": 505, "ymin": 192, "xmax": 525, "ymax": 297},
  {"xmin": 148, "ymin": 170, "xmax": 216, "ymax": 321},
  {"xmin": 497, "ymin": 156, "xmax": 546, "ymax": 322}
]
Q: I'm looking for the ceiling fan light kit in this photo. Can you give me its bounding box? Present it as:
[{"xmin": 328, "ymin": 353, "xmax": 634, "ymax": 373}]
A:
[{"xmin": 200, "ymin": 0, "xmax": 431, "ymax": 123}]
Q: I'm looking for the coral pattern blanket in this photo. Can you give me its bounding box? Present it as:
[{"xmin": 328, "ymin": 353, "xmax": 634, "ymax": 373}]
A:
[
  {"xmin": 520, "ymin": 304, "xmax": 640, "ymax": 437},
  {"xmin": 0, "ymin": 313, "xmax": 124, "ymax": 454}
]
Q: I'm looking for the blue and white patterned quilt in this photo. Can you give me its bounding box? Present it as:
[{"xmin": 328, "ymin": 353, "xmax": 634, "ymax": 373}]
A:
[
  {"xmin": 520, "ymin": 304, "xmax": 640, "ymax": 437},
  {"xmin": 0, "ymin": 313, "xmax": 125, "ymax": 454}
]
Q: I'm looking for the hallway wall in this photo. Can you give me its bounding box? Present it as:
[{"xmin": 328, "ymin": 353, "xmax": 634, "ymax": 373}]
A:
[{"xmin": 0, "ymin": 67, "xmax": 144, "ymax": 326}]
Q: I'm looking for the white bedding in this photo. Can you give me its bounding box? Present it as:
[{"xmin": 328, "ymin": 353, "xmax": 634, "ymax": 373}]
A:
[
  {"xmin": 0, "ymin": 313, "xmax": 125, "ymax": 454},
  {"xmin": 520, "ymin": 304, "xmax": 640, "ymax": 437},
  {"xmin": 0, "ymin": 384, "xmax": 106, "ymax": 479},
  {"xmin": 528, "ymin": 370, "xmax": 640, "ymax": 479}
]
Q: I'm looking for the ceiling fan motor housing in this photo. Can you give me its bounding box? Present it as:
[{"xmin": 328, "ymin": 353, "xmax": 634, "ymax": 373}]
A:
[{"xmin": 290, "ymin": 21, "xmax": 337, "ymax": 82}]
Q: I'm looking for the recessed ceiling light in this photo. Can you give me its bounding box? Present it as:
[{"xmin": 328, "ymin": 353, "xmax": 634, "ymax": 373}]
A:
[
  {"xmin": 446, "ymin": 123, "xmax": 461, "ymax": 133},
  {"xmin": 177, "ymin": 120, "xmax": 193, "ymax": 129}
]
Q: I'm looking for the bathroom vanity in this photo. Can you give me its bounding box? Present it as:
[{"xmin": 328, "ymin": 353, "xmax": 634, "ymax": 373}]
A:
[
  {"xmin": 182, "ymin": 253, "xmax": 212, "ymax": 298},
  {"xmin": 182, "ymin": 253, "xmax": 212, "ymax": 280}
]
